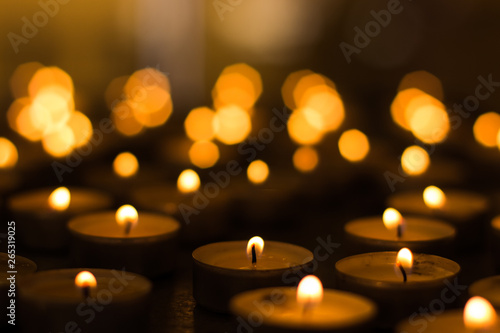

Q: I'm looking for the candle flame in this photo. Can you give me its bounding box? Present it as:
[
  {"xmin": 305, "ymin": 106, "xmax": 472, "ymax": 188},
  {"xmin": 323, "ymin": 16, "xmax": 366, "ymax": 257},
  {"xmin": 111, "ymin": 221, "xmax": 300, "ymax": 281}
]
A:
[
  {"xmin": 297, "ymin": 275, "xmax": 323, "ymax": 309},
  {"xmin": 396, "ymin": 247, "xmax": 413, "ymax": 275},
  {"xmin": 383, "ymin": 208, "xmax": 404, "ymax": 231},
  {"xmin": 177, "ymin": 169, "xmax": 200, "ymax": 194},
  {"xmin": 246, "ymin": 236, "xmax": 264, "ymax": 259},
  {"xmin": 247, "ymin": 160, "xmax": 269, "ymax": 185},
  {"xmin": 48, "ymin": 187, "xmax": 71, "ymax": 211},
  {"xmin": 75, "ymin": 271, "xmax": 97, "ymax": 289},
  {"xmin": 113, "ymin": 152, "xmax": 139, "ymax": 178},
  {"xmin": 464, "ymin": 297, "xmax": 497, "ymax": 330},
  {"xmin": 423, "ymin": 185, "xmax": 446, "ymax": 209},
  {"xmin": 115, "ymin": 205, "xmax": 138, "ymax": 231}
]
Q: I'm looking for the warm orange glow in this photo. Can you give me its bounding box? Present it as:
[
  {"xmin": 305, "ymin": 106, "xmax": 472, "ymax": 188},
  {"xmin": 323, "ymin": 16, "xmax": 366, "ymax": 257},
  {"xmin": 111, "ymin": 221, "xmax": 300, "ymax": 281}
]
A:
[
  {"xmin": 213, "ymin": 105, "xmax": 252, "ymax": 145},
  {"xmin": 48, "ymin": 187, "xmax": 71, "ymax": 211},
  {"xmin": 473, "ymin": 112, "xmax": 500, "ymax": 148},
  {"xmin": 338, "ymin": 129, "xmax": 370, "ymax": 162},
  {"xmin": 497, "ymin": 129, "xmax": 500, "ymax": 151},
  {"xmin": 401, "ymin": 146, "xmax": 430, "ymax": 176},
  {"xmin": 391, "ymin": 89, "xmax": 444, "ymax": 131},
  {"xmin": 408, "ymin": 103, "xmax": 450, "ymax": 144},
  {"xmin": 184, "ymin": 107, "xmax": 217, "ymax": 141},
  {"xmin": 423, "ymin": 186, "xmax": 447, "ymax": 209},
  {"xmin": 464, "ymin": 297, "xmax": 497, "ymax": 330},
  {"xmin": 246, "ymin": 236, "xmax": 264, "ymax": 259},
  {"xmin": 9, "ymin": 62, "xmax": 44, "ymax": 98},
  {"xmin": 301, "ymin": 86, "xmax": 345, "ymax": 132},
  {"xmin": 492, "ymin": 215, "xmax": 500, "ymax": 230},
  {"xmin": 0, "ymin": 138, "xmax": 18, "ymax": 169},
  {"xmin": 282, "ymin": 70, "xmax": 314, "ymax": 110},
  {"xmin": 115, "ymin": 205, "xmax": 139, "ymax": 229},
  {"xmin": 41, "ymin": 126, "xmax": 75, "ymax": 157},
  {"xmin": 383, "ymin": 208, "xmax": 404, "ymax": 230},
  {"xmin": 7, "ymin": 97, "xmax": 30, "ymax": 133},
  {"xmin": 293, "ymin": 73, "xmax": 335, "ymax": 109},
  {"xmin": 212, "ymin": 63, "xmax": 262, "ymax": 109},
  {"xmin": 28, "ymin": 66, "xmax": 74, "ymax": 102},
  {"xmin": 30, "ymin": 89, "xmax": 73, "ymax": 135},
  {"xmin": 104, "ymin": 75, "xmax": 129, "ymax": 109},
  {"xmin": 397, "ymin": 71, "xmax": 444, "ymax": 101},
  {"xmin": 293, "ymin": 146, "xmax": 319, "ymax": 173},
  {"xmin": 75, "ymin": 271, "xmax": 97, "ymax": 289},
  {"xmin": 297, "ymin": 275, "xmax": 323, "ymax": 308},
  {"xmin": 66, "ymin": 111, "xmax": 92, "ymax": 148},
  {"xmin": 112, "ymin": 101, "xmax": 144, "ymax": 136},
  {"xmin": 247, "ymin": 160, "xmax": 269, "ymax": 185},
  {"xmin": 177, "ymin": 169, "xmax": 200, "ymax": 194},
  {"xmin": 188, "ymin": 140, "xmax": 220, "ymax": 169},
  {"xmin": 113, "ymin": 152, "xmax": 139, "ymax": 178},
  {"xmin": 15, "ymin": 100, "xmax": 44, "ymax": 141},
  {"xmin": 287, "ymin": 107, "xmax": 325, "ymax": 145},
  {"xmin": 396, "ymin": 248, "xmax": 413, "ymax": 271}
]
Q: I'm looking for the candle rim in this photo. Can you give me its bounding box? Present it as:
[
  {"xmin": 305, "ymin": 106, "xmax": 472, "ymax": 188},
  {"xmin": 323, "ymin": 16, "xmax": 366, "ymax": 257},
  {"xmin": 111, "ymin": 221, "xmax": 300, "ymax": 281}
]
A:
[
  {"xmin": 192, "ymin": 240, "xmax": 313, "ymax": 272},
  {"xmin": 230, "ymin": 286, "xmax": 377, "ymax": 330},
  {"xmin": 469, "ymin": 276, "xmax": 500, "ymax": 308},
  {"xmin": 335, "ymin": 251, "xmax": 460, "ymax": 287}
]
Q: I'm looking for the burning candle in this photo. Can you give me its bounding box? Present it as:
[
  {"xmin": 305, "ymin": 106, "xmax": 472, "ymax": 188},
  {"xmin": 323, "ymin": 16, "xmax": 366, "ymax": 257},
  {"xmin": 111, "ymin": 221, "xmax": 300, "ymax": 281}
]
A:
[
  {"xmin": 387, "ymin": 186, "xmax": 490, "ymax": 250},
  {"xmin": 335, "ymin": 249, "xmax": 460, "ymax": 327},
  {"xmin": 68, "ymin": 205, "xmax": 180, "ymax": 277},
  {"xmin": 7, "ymin": 186, "xmax": 112, "ymax": 250},
  {"xmin": 344, "ymin": 208, "xmax": 456, "ymax": 255},
  {"xmin": 469, "ymin": 275, "xmax": 500, "ymax": 308},
  {"xmin": 397, "ymin": 296, "xmax": 499, "ymax": 332},
  {"xmin": 18, "ymin": 268, "xmax": 151, "ymax": 333},
  {"xmin": 230, "ymin": 275, "xmax": 377, "ymax": 333},
  {"xmin": 192, "ymin": 236, "xmax": 314, "ymax": 313}
]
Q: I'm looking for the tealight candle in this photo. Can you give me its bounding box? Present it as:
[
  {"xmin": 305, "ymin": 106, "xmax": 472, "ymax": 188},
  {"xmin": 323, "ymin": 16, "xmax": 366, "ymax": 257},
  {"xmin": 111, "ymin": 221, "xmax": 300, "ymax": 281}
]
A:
[
  {"xmin": 0, "ymin": 253, "xmax": 36, "ymax": 328},
  {"xmin": 230, "ymin": 275, "xmax": 377, "ymax": 333},
  {"xmin": 18, "ymin": 268, "xmax": 151, "ymax": 333},
  {"xmin": 387, "ymin": 187, "xmax": 490, "ymax": 250},
  {"xmin": 469, "ymin": 275, "xmax": 500, "ymax": 308},
  {"xmin": 192, "ymin": 236, "xmax": 314, "ymax": 313},
  {"xmin": 68, "ymin": 205, "xmax": 180, "ymax": 277},
  {"xmin": 7, "ymin": 186, "xmax": 113, "ymax": 250},
  {"xmin": 344, "ymin": 208, "xmax": 456, "ymax": 255},
  {"xmin": 396, "ymin": 296, "xmax": 500, "ymax": 332},
  {"xmin": 335, "ymin": 250, "xmax": 460, "ymax": 327}
]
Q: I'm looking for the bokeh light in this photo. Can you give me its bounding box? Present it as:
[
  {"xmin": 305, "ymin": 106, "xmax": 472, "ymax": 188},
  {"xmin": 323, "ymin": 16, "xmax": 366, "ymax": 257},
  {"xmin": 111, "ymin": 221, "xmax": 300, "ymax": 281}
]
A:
[
  {"xmin": 177, "ymin": 169, "xmax": 201, "ymax": 194},
  {"xmin": 247, "ymin": 160, "xmax": 269, "ymax": 185},
  {"xmin": 0, "ymin": 138, "xmax": 18, "ymax": 169},
  {"xmin": 401, "ymin": 145, "xmax": 430, "ymax": 176},
  {"xmin": 293, "ymin": 146, "xmax": 319, "ymax": 173},
  {"xmin": 9, "ymin": 62, "xmax": 44, "ymax": 99},
  {"xmin": 185, "ymin": 107, "xmax": 216, "ymax": 141},
  {"xmin": 338, "ymin": 129, "xmax": 370, "ymax": 162},
  {"xmin": 113, "ymin": 152, "xmax": 139, "ymax": 178},
  {"xmin": 397, "ymin": 70, "xmax": 444, "ymax": 101},
  {"xmin": 213, "ymin": 105, "xmax": 252, "ymax": 145},
  {"xmin": 189, "ymin": 140, "xmax": 220, "ymax": 169},
  {"xmin": 473, "ymin": 112, "xmax": 500, "ymax": 148},
  {"xmin": 287, "ymin": 107, "xmax": 324, "ymax": 145},
  {"xmin": 408, "ymin": 103, "xmax": 450, "ymax": 144}
]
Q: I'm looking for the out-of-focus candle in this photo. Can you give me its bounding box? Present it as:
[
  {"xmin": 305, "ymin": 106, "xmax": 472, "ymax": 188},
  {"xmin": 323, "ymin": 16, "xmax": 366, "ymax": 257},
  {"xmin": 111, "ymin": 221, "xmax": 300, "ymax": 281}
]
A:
[
  {"xmin": 230, "ymin": 275, "xmax": 377, "ymax": 333},
  {"xmin": 397, "ymin": 297, "xmax": 499, "ymax": 332},
  {"xmin": 68, "ymin": 206, "xmax": 180, "ymax": 277},
  {"xmin": 7, "ymin": 187, "xmax": 112, "ymax": 250},
  {"xmin": 336, "ymin": 250, "xmax": 460, "ymax": 327},
  {"xmin": 18, "ymin": 268, "xmax": 151, "ymax": 333},
  {"xmin": 192, "ymin": 237, "xmax": 314, "ymax": 313}
]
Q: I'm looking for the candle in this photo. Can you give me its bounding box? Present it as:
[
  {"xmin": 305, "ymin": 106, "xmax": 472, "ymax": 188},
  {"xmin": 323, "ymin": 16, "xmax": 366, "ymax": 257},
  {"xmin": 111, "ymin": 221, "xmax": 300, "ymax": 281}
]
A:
[
  {"xmin": 344, "ymin": 208, "xmax": 456, "ymax": 255},
  {"xmin": 335, "ymin": 250, "xmax": 460, "ymax": 327},
  {"xmin": 396, "ymin": 296, "xmax": 499, "ymax": 332},
  {"xmin": 1, "ymin": 253, "xmax": 36, "ymax": 328},
  {"xmin": 7, "ymin": 186, "xmax": 113, "ymax": 250},
  {"xmin": 129, "ymin": 169, "xmax": 230, "ymax": 245},
  {"xmin": 68, "ymin": 205, "xmax": 180, "ymax": 277},
  {"xmin": 387, "ymin": 187, "xmax": 490, "ymax": 250},
  {"xmin": 18, "ymin": 268, "xmax": 151, "ymax": 333},
  {"xmin": 192, "ymin": 237, "xmax": 314, "ymax": 313},
  {"xmin": 230, "ymin": 275, "xmax": 377, "ymax": 333},
  {"xmin": 469, "ymin": 275, "xmax": 500, "ymax": 308}
]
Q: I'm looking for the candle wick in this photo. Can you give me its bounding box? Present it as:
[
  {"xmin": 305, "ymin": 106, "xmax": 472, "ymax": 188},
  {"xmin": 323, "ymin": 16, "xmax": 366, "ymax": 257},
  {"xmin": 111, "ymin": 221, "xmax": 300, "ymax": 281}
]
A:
[
  {"xmin": 397, "ymin": 261, "xmax": 407, "ymax": 283},
  {"xmin": 82, "ymin": 285, "xmax": 90, "ymax": 299},
  {"xmin": 124, "ymin": 221, "xmax": 132, "ymax": 236},
  {"xmin": 251, "ymin": 245, "xmax": 257, "ymax": 266}
]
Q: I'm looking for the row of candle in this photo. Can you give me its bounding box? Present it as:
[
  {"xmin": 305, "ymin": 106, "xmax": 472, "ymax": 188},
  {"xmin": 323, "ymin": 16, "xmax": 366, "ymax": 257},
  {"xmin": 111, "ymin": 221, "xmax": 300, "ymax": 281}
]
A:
[{"xmin": 2, "ymin": 180, "xmax": 499, "ymax": 331}]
